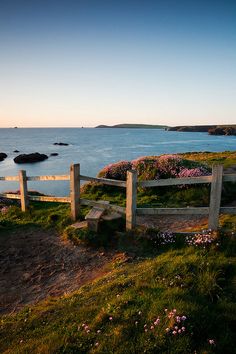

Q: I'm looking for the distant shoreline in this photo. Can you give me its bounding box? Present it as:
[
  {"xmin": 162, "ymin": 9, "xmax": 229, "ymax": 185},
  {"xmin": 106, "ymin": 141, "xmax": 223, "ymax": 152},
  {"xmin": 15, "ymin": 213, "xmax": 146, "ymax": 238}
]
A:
[
  {"xmin": 95, "ymin": 124, "xmax": 167, "ymax": 129},
  {"xmin": 167, "ymin": 125, "xmax": 236, "ymax": 136}
]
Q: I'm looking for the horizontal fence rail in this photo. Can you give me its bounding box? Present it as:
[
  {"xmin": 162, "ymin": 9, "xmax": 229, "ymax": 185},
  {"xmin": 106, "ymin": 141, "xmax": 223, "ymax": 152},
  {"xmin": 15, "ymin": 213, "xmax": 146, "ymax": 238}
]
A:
[
  {"xmin": 79, "ymin": 174, "xmax": 126, "ymax": 187},
  {"xmin": 27, "ymin": 175, "xmax": 70, "ymax": 181},
  {"xmin": 136, "ymin": 207, "xmax": 210, "ymax": 215},
  {"xmin": 138, "ymin": 175, "xmax": 212, "ymax": 187},
  {"xmin": 1, "ymin": 163, "xmax": 236, "ymax": 231}
]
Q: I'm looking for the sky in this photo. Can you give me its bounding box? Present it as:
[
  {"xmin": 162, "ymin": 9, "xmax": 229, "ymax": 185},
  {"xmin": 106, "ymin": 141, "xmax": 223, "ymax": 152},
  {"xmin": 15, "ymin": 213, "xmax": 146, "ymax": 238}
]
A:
[{"xmin": 0, "ymin": 0, "xmax": 235, "ymax": 127}]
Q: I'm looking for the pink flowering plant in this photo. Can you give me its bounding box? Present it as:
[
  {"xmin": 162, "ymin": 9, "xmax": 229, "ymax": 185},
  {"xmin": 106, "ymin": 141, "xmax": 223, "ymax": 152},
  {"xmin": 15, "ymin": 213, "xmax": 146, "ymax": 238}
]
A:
[
  {"xmin": 98, "ymin": 154, "xmax": 210, "ymax": 182},
  {"xmin": 98, "ymin": 160, "xmax": 132, "ymax": 180},
  {"xmin": 186, "ymin": 230, "xmax": 218, "ymax": 249}
]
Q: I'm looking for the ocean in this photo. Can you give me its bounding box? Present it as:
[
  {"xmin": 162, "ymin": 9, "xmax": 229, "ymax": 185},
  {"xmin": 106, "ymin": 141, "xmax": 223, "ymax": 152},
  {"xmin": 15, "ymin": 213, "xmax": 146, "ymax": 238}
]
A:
[{"xmin": 0, "ymin": 128, "xmax": 235, "ymax": 196}]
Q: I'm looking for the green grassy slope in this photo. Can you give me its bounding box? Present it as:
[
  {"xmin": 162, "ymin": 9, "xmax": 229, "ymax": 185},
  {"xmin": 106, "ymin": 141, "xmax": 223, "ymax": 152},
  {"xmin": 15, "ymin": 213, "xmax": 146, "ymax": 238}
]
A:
[{"xmin": 0, "ymin": 231, "xmax": 235, "ymax": 354}]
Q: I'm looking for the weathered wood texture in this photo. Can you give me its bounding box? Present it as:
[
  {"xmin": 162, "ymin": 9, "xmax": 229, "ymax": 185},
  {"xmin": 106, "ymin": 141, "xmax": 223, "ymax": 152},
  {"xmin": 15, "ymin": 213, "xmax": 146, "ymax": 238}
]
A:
[
  {"xmin": 138, "ymin": 175, "xmax": 212, "ymax": 187},
  {"xmin": 27, "ymin": 175, "xmax": 70, "ymax": 181},
  {"xmin": 136, "ymin": 207, "xmax": 209, "ymax": 215},
  {"xmin": 220, "ymin": 207, "xmax": 236, "ymax": 214},
  {"xmin": 79, "ymin": 175, "xmax": 126, "ymax": 187},
  {"xmin": 208, "ymin": 165, "xmax": 223, "ymax": 230},
  {"xmin": 29, "ymin": 196, "xmax": 70, "ymax": 203},
  {"xmin": 19, "ymin": 170, "xmax": 29, "ymax": 211},
  {"xmin": 80, "ymin": 198, "xmax": 125, "ymax": 215},
  {"xmin": 70, "ymin": 164, "xmax": 80, "ymax": 221},
  {"xmin": 85, "ymin": 207, "xmax": 105, "ymax": 232},
  {"xmin": 126, "ymin": 170, "xmax": 137, "ymax": 230},
  {"xmin": 85, "ymin": 207, "xmax": 105, "ymax": 220},
  {"xmin": 0, "ymin": 176, "xmax": 19, "ymax": 181},
  {"xmin": 2, "ymin": 193, "xmax": 21, "ymax": 199}
]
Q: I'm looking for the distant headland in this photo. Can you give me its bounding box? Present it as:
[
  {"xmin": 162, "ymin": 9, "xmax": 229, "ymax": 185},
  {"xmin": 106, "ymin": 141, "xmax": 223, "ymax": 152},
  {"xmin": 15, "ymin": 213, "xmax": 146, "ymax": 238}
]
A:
[
  {"xmin": 95, "ymin": 123, "xmax": 236, "ymax": 135},
  {"xmin": 95, "ymin": 123, "xmax": 167, "ymax": 129},
  {"xmin": 167, "ymin": 125, "xmax": 236, "ymax": 135}
]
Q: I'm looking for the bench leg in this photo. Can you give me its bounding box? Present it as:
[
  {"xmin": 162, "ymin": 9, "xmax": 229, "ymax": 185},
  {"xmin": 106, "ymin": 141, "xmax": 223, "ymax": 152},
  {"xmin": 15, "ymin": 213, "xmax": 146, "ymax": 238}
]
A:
[{"xmin": 87, "ymin": 220, "xmax": 99, "ymax": 232}]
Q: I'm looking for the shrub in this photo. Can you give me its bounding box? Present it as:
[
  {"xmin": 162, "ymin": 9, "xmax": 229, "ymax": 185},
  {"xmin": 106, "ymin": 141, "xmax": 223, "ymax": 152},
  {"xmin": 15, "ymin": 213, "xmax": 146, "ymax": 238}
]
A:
[
  {"xmin": 98, "ymin": 155, "xmax": 210, "ymax": 182},
  {"xmin": 98, "ymin": 160, "xmax": 132, "ymax": 180}
]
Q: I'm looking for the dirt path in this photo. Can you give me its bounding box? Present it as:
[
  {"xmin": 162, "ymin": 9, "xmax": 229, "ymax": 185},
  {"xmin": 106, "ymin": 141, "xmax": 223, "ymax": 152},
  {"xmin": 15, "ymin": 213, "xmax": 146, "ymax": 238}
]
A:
[{"xmin": 0, "ymin": 227, "xmax": 116, "ymax": 315}]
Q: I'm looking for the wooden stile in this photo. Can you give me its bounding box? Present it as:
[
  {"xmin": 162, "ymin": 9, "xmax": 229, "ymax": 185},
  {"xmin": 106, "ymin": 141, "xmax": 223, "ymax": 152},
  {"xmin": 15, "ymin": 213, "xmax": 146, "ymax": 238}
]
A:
[
  {"xmin": 126, "ymin": 170, "xmax": 137, "ymax": 230},
  {"xmin": 70, "ymin": 164, "xmax": 80, "ymax": 221},
  {"xmin": 208, "ymin": 165, "xmax": 223, "ymax": 230},
  {"xmin": 19, "ymin": 170, "xmax": 29, "ymax": 211}
]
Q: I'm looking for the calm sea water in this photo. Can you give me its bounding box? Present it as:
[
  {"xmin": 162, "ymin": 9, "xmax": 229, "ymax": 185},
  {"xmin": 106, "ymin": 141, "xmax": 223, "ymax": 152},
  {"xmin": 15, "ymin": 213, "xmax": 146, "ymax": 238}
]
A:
[{"xmin": 0, "ymin": 128, "xmax": 235, "ymax": 196}]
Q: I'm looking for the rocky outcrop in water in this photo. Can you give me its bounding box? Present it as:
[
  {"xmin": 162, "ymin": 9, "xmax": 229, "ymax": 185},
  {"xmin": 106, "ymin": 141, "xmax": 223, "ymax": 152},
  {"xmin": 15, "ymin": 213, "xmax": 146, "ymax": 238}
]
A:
[
  {"xmin": 53, "ymin": 142, "xmax": 69, "ymax": 146},
  {"xmin": 0, "ymin": 153, "xmax": 7, "ymax": 161},
  {"xmin": 14, "ymin": 153, "xmax": 48, "ymax": 164},
  {"xmin": 50, "ymin": 153, "xmax": 59, "ymax": 156}
]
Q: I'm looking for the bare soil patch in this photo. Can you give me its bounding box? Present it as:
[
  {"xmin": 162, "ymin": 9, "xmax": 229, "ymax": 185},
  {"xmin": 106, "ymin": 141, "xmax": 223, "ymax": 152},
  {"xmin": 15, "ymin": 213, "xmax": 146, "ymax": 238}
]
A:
[
  {"xmin": 137, "ymin": 215, "xmax": 208, "ymax": 232},
  {"xmin": 0, "ymin": 227, "xmax": 115, "ymax": 315}
]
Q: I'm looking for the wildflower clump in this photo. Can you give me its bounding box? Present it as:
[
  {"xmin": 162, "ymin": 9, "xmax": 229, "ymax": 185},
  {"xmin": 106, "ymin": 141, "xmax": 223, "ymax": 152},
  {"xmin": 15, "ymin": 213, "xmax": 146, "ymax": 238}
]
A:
[
  {"xmin": 98, "ymin": 160, "xmax": 132, "ymax": 180},
  {"xmin": 97, "ymin": 154, "xmax": 210, "ymax": 182},
  {"xmin": 131, "ymin": 156, "xmax": 159, "ymax": 180},
  {"xmin": 143, "ymin": 229, "xmax": 176, "ymax": 247},
  {"xmin": 186, "ymin": 230, "xmax": 218, "ymax": 249},
  {"xmin": 164, "ymin": 309, "xmax": 188, "ymax": 336}
]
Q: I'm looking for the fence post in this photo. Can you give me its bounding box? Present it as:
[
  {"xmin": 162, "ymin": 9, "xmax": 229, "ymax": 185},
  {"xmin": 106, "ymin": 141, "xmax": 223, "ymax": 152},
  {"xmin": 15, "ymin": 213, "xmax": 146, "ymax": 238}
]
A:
[
  {"xmin": 70, "ymin": 163, "xmax": 80, "ymax": 221},
  {"xmin": 208, "ymin": 165, "xmax": 223, "ymax": 230},
  {"xmin": 126, "ymin": 170, "xmax": 137, "ymax": 230},
  {"xmin": 19, "ymin": 170, "xmax": 28, "ymax": 212}
]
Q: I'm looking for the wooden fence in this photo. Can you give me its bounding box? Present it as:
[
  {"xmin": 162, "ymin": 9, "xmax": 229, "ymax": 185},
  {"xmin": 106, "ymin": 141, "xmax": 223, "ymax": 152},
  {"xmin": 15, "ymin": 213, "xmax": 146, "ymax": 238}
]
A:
[{"xmin": 1, "ymin": 164, "xmax": 236, "ymax": 231}]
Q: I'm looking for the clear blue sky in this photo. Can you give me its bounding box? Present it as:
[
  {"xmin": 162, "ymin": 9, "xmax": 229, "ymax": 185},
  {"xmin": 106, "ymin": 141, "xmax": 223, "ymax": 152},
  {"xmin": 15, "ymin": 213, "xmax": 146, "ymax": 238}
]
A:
[{"xmin": 0, "ymin": 0, "xmax": 235, "ymax": 127}]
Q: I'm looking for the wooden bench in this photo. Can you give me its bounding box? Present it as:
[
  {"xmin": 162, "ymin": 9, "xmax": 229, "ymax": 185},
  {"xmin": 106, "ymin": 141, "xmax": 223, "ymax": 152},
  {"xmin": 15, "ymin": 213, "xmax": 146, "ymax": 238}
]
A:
[{"xmin": 85, "ymin": 207, "xmax": 106, "ymax": 232}]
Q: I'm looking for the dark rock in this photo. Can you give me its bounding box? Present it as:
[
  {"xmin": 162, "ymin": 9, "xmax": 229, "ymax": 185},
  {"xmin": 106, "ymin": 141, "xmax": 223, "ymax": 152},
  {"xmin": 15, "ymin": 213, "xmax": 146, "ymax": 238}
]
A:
[
  {"xmin": 50, "ymin": 153, "xmax": 59, "ymax": 156},
  {"xmin": 53, "ymin": 142, "xmax": 69, "ymax": 146},
  {"xmin": 14, "ymin": 153, "xmax": 48, "ymax": 164},
  {"xmin": 13, "ymin": 150, "xmax": 20, "ymax": 153},
  {"xmin": 168, "ymin": 125, "xmax": 213, "ymax": 132},
  {"xmin": 208, "ymin": 127, "xmax": 236, "ymax": 136},
  {"xmin": 0, "ymin": 153, "xmax": 7, "ymax": 161}
]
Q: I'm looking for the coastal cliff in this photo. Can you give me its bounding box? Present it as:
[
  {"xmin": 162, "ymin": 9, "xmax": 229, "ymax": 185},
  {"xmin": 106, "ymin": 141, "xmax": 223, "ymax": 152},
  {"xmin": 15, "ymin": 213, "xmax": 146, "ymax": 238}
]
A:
[{"xmin": 168, "ymin": 125, "xmax": 236, "ymax": 135}]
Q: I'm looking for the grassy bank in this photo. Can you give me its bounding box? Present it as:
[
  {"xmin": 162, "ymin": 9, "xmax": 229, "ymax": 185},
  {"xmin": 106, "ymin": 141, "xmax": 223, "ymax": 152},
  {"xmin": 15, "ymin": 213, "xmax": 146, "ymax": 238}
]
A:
[
  {"xmin": 0, "ymin": 203, "xmax": 236, "ymax": 353},
  {"xmin": 0, "ymin": 151, "xmax": 236, "ymax": 353}
]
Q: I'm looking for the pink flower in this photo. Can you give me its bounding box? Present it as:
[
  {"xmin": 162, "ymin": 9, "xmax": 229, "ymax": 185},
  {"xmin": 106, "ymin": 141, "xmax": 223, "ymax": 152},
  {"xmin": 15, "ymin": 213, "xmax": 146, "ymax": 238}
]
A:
[
  {"xmin": 109, "ymin": 316, "xmax": 113, "ymax": 321},
  {"xmin": 208, "ymin": 339, "xmax": 215, "ymax": 345}
]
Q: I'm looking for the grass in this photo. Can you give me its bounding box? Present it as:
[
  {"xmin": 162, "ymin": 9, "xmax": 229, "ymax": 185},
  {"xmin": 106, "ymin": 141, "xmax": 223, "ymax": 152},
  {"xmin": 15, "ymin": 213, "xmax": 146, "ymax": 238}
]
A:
[
  {"xmin": 0, "ymin": 203, "xmax": 236, "ymax": 353},
  {"xmin": 1, "ymin": 151, "xmax": 236, "ymax": 353},
  {"xmin": 181, "ymin": 151, "xmax": 236, "ymax": 168}
]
